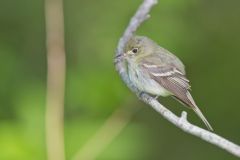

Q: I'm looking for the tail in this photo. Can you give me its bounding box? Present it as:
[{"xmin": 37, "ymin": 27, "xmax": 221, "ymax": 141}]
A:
[
  {"xmin": 191, "ymin": 105, "xmax": 213, "ymax": 131},
  {"xmin": 186, "ymin": 92, "xmax": 213, "ymax": 131},
  {"xmin": 173, "ymin": 91, "xmax": 213, "ymax": 131}
]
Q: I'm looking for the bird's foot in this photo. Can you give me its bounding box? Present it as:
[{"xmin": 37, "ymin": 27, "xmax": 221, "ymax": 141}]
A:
[
  {"xmin": 154, "ymin": 95, "xmax": 159, "ymax": 100},
  {"xmin": 137, "ymin": 91, "xmax": 145, "ymax": 98}
]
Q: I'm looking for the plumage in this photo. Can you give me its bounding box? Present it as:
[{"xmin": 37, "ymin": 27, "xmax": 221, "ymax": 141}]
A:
[{"xmin": 124, "ymin": 35, "xmax": 213, "ymax": 131}]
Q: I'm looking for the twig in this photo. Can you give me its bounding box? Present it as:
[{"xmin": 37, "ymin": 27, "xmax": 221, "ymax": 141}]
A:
[
  {"xmin": 115, "ymin": 0, "xmax": 240, "ymax": 157},
  {"xmin": 72, "ymin": 106, "xmax": 135, "ymax": 160},
  {"xmin": 45, "ymin": 0, "xmax": 66, "ymax": 159}
]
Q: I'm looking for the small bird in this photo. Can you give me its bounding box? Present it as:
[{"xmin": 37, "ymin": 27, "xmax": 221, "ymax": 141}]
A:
[{"xmin": 121, "ymin": 35, "xmax": 213, "ymax": 130}]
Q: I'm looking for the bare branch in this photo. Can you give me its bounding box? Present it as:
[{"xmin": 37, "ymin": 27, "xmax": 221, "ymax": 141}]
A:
[
  {"xmin": 115, "ymin": 0, "xmax": 240, "ymax": 157},
  {"xmin": 45, "ymin": 0, "xmax": 66, "ymax": 159}
]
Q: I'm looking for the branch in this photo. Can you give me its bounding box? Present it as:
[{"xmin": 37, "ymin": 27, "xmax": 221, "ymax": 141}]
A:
[
  {"xmin": 114, "ymin": 0, "xmax": 240, "ymax": 157},
  {"xmin": 45, "ymin": 0, "xmax": 66, "ymax": 159}
]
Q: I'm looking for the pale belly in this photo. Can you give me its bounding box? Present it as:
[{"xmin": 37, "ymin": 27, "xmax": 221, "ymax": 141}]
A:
[{"xmin": 128, "ymin": 64, "xmax": 171, "ymax": 97}]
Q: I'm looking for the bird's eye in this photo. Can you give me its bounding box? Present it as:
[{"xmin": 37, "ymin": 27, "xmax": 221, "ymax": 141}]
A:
[{"xmin": 132, "ymin": 48, "xmax": 138, "ymax": 53}]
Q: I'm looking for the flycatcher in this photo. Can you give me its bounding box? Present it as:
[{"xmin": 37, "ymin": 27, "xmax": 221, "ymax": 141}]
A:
[{"xmin": 121, "ymin": 35, "xmax": 213, "ymax": 130}]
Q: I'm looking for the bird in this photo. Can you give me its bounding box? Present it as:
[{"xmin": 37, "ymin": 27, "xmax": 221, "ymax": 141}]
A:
[{"xmin": 121, "ymin": 35, "xmax": 213, "ymax": 131}]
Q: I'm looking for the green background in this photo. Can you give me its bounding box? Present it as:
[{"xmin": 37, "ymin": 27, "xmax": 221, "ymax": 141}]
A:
[{"xmin": 0, "ymin": 0, "xmax": 240, "ymax": 159}]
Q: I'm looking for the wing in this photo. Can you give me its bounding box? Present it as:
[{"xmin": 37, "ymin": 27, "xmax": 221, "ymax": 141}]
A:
[
  {"xmin": 139, "ymin": 48, "xmax": 186, "ymax": 74},
  {"xmin": 140, "ymin": 62, "xmax": 213, "ymax": 130},
  {"xmin": 141, "ymin": 63, "xmax": 192, "ymax": 106}
]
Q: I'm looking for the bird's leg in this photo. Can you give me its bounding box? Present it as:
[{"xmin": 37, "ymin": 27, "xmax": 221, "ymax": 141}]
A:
[
  {"xmin": 154, "ymin": 95, "xmax": 159, "ymax": 100},
  {"xmin": 138, "ymin": 92, "xmax": 159, "ymax": 100},
  {"xmin": 137, "ymin": 91, "xmax": 145, "ymax": 98}
]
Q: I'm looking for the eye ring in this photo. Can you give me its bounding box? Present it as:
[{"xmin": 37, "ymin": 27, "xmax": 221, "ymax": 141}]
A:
[{"xmin": 132, "ymin": 48, "xmax": 138, "ymax": 53}]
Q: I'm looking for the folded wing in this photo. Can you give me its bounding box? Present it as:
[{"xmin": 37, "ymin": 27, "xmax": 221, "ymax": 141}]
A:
[{"xmin": 140, "ymin": 62, "xmax": 213, "ymax": 130}]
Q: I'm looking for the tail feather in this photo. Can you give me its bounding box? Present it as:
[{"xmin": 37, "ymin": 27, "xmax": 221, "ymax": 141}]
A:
[
  {"xmin": 186, "ymin": 92, "xmax": 213, "ymax": 131},
  {"xmin": 173, "ymin": 91, "xmax": 213, "ymax": 131},
  {"xmin": 191, "ymin": 106, "xmax": 213, "ymax": 131}
]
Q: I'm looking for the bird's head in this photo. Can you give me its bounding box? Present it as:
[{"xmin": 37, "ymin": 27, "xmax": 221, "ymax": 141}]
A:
[{"xmin": 123, "ymin": 35, "xmax": 157, "ymax": 60}]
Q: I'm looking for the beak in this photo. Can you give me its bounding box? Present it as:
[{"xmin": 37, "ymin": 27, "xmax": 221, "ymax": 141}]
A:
[
  {"xmin": 114, "ymin": 53, "xmax": 126, "ymax": 64},
  {"xmin": 115, "ymin": 52, "xmax": 127, "ymax": 59}
]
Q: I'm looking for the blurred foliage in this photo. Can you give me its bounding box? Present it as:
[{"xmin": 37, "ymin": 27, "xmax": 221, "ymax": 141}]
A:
[{"xmin": 0, "ymin": 0, "xmax": 240, "ymax": 159}]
